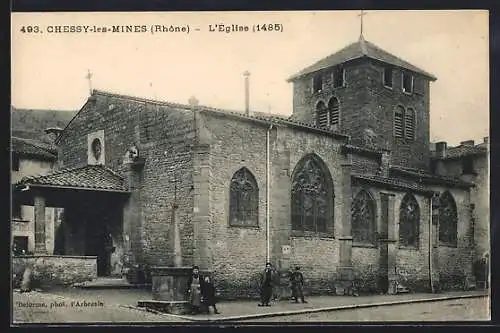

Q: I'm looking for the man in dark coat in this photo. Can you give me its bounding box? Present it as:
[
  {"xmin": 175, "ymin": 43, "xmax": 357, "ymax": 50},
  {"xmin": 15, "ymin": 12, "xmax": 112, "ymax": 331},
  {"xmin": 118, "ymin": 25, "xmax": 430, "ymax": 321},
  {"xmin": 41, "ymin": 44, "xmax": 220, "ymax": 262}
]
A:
[
  {"xmin": 290, "ymin": 266, "xmax": 307, "ymax": 303},
  {"xmin": 201, "ymin": 275, "xmax": 220, "ymax": 314},
  {"xmin": 186, "ymin": 266, "xmax": 204, "ymax": 314},
  {"xmin": 258, "ymin": 263, "xmax": 274, "ymax": 307}
]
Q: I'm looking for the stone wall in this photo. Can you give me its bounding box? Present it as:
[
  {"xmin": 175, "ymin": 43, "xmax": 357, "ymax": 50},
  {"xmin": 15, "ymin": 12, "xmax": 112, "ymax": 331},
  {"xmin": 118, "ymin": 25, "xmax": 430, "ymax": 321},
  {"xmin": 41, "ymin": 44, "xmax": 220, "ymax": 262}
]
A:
[
  {"xmin": 56, "ymin": 92, "xmax": 197, "ymax": 270},
  {"xmin": 200, "ymin": 112, "xmax": 347, "ymax": 298},
  {"xmin": 291, "ymin": 59, "xmax": 431, "ymax": 170},
  {"xmin": 12, "ymin": 255, "xmax": 97, "ymax": 288}
]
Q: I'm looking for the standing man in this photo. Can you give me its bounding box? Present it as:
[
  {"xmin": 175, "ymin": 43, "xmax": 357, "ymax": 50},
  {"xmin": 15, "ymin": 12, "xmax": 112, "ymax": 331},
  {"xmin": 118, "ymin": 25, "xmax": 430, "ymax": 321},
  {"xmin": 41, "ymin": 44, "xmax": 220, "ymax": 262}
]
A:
[
  {"xmin": 290, "ymin": 266, "xmax": 307, "ymax": 303},
  {"xmin": 258, "ymin": 262, "xmax": 274, "ymax": 307},
  {"xmin": 186, "ymin": 265, "xmax": 204, "ymax": 314}
]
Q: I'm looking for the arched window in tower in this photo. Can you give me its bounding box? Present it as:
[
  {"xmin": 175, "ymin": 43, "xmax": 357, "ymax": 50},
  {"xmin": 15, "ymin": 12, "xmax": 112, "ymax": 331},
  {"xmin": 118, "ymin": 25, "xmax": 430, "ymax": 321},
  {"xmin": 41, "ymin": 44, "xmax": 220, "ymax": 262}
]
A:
[
  {"xmin": 439, "ymin": 191, "xmax": 458, "ymax": 246},
  {"xmin": 328, "ymin": 97, "xmax": 340, "ymax": 127},
  {"xmin": 351, "ymin": 189, "xmax": 377, "ymax": 244},
  {"xmin": 291, "ymin": 154, "xmax": 333, "ymax": 233},
  {"xmin": 399, "ymin": 193, "xmax": 420, "ymax": 247},
  {"xmin": 229, "ymin": 167, "xmax": 259, "ymax": 227},
  {"xmin": 316, "ymin": 101, "xmax": 328, "ymax": 128},
  {"xmin": 405, "ymin": 108, "xmax": 416, "ymax": 140},
  {"xmin": 394, "ymin": 106, "xmax": 404, "ymax": 138}
]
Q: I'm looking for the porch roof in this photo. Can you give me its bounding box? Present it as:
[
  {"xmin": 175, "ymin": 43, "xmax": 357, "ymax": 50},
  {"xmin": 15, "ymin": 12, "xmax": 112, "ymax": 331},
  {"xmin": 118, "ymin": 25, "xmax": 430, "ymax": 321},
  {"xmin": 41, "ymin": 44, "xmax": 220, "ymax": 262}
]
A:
[{"xmin": 15, "ymin": 164, "xmax": 129, "ymax": 193}]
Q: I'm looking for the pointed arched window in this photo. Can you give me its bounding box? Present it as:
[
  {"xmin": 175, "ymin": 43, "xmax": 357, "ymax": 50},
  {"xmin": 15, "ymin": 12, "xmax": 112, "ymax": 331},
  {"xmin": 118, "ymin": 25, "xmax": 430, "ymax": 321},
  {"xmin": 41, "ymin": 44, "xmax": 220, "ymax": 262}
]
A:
[
  {"xmin": 352, "ymin": 189, "xmax": 377, "ymax": 244},
  {"xmin": 328, "ymin": 97, "xmax": 340, "ymax": 126},
  {"xmin": 439, "ymin": 191, "xmax": 458, "ymax": 246},
  {"xmin": 229, "ymin": 168, "xmax": 259, "ymax": 227},
  {"xmin": 316, "ymin": 101, "xmax": 328, "ymax": 128},
  {"xmin": 291, "ymin": 154, "xmax": 334, "ymax": 233},
  {"xmin": 399, "ymin": 193, "xmax": 420, "ymax": 247}
]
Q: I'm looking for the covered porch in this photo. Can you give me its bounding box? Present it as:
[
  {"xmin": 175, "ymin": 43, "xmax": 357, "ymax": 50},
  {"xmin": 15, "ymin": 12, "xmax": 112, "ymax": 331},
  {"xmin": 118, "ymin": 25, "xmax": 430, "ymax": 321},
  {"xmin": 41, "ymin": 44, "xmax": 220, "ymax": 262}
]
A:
[{"xmin": 13, "ymin": 165, "xmax": 131, "ymax": 278}]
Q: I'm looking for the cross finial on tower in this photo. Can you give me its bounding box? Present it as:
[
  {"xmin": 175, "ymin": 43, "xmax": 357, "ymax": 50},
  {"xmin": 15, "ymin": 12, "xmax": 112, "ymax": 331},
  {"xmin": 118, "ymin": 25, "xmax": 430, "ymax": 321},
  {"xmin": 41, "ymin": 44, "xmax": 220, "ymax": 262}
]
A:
[
  {"xmin": 357, "ymin": 10, "xmax": 367, "ymax": 38},
  {"xmin": 85, "ymin": 69, "xmax": 93, "ymax": 96}
]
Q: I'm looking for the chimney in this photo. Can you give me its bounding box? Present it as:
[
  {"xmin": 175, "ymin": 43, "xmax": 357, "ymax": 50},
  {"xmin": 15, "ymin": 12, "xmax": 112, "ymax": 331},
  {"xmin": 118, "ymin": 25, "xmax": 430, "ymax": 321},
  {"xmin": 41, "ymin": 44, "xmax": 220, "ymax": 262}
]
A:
[
  {"xmin": 460, "ymin": 140, "xmax": 475, "ymax": 147},
  {"xmin": 44, "ymin": 127, "xmax": 63, "ymax": 143},
  {"xmin": 484, "ymin": 137, "xmax": 489, "ymax": 144},
  {"xmin": 429, "ymin": 142, "xmax": 436, "ymax": 152},
  {"xmin": 243, "ymin": 71, "xmax": 250, "ymax": 116},
  {"xmin": 436, "ymin": 141, "xmax": 447, "ymax": 158},
  {"xmin": 188, "ymin": 96, "xmax": 199, "ymax": 107}
]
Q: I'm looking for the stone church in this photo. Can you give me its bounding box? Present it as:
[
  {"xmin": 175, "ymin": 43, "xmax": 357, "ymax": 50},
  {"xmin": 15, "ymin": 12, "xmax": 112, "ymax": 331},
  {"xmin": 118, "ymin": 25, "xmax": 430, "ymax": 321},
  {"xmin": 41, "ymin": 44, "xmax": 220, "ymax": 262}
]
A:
[{"xmin": 14, "ymin": 35, "xmax": 488, "ymax": 297}]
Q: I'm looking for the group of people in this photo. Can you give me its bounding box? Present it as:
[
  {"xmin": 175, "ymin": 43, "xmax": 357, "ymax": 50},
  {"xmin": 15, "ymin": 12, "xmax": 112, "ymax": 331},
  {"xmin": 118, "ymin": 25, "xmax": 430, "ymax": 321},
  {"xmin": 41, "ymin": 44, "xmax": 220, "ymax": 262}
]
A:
[
  {"xmin": 185, "ymin": 263, "xmax": 308, "ymax": 314},
  {"xmin": 258, "ymin": 262, "xmax": 307, "ymax": 306}
]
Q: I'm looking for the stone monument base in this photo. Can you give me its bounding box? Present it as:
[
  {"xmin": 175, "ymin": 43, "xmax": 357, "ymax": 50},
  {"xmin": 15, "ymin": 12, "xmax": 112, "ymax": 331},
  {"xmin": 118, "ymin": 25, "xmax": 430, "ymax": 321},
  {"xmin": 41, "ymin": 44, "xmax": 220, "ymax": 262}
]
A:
[
  {"xmin": 137, "ymin": 300, "xmax": 189, "ymax": 315},
  {"xmin": 137, "ymin": 266, "xmax": 213, "ymax": 314}
]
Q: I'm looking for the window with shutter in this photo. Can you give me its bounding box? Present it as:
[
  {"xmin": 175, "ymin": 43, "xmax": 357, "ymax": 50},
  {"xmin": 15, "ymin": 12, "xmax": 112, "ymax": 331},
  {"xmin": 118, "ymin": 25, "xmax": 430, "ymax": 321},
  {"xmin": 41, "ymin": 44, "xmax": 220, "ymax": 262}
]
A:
[
  {"xmin": 414, "ymin": 76, "xmax": 425, "ymax": 95},
  {"xmin": 328, "ymin": 97, "xmax": 340, "ymax": 126},
  {"xmin": 316, "ymin": 101, "xmax": 328, "ymax": 128},
  {"xmin": 394, "ymin": 106, "xmax": 404, "ymax": 138},
  {"xmin": 405, "ymin": 108, "xmax": 415, "ymax": 140}
]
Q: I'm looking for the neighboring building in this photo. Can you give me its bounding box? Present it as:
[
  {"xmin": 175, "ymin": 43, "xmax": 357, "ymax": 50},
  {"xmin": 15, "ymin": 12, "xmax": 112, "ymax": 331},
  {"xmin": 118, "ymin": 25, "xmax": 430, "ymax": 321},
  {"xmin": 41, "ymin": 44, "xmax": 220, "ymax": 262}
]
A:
[
  {"xmin": 11, "ymin": 136, "xmax": 60, "ymax": 255},
  {"xmin": 13, "ymin": 35, "xmax": 489, "ymax": 296},
  {"xmin": 430, "ymin": 139, "xmax": 490, "ymax": 263}
]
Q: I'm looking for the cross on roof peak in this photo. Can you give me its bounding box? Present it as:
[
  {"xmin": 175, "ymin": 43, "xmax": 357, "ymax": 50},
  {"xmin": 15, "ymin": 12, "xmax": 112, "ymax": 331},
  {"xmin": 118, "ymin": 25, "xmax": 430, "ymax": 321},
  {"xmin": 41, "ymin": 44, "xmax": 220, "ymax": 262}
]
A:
[{"xmin": 357, "ymin": 10, "xmax": 368, "ymax": 38}]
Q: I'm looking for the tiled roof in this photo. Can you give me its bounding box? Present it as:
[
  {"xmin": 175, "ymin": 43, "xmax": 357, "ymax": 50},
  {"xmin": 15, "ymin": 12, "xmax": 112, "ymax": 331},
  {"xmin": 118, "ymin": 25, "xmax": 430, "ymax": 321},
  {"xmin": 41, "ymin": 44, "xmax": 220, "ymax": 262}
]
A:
[
  {"xmin": 288, "ymin": 36, "xmax": 437, "ymax": 81},
  {"xmin": 389, "ymin": 165, "xmax": 474, "ymax": 188},
  {"xmin": 12, "ymin": 136, "xmax": 57, "ymax": 160},
  {"xmin": 84, "ymin": 90, "xmax": 349, "ymax": 141},
  {"xmin": 431, "ymin": 145, "xmax": 488, "ymax": 160},
  {"xmin": 17, "ymin": 165, "xmax": 128, "ymax": 192},
  {"xmin": 352, "ymin": 173, "xmax": 433, "ymax": 195}
]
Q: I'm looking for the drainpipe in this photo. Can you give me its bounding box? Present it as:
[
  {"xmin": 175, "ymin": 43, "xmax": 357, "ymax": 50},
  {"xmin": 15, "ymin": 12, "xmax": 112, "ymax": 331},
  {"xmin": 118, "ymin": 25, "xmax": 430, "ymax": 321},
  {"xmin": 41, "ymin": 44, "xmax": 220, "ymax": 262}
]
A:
[
  {"xmin": 266, "ymin": 124, "xmax": 274, "ymax": 263},
  {"xmin": 428, "ymin": 196, "xmax": 434, "ymax": 293}
]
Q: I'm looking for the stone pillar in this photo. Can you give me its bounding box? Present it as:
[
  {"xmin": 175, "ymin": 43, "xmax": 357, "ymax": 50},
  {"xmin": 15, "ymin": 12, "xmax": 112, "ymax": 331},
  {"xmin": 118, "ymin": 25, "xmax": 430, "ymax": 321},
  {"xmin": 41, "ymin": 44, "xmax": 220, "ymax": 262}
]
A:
[
  {"xmin": 34, "ymin": 195, "xmax": 48, "ymax": 254},
  {"xmin": 385, "ymin": 193, "xmax": 398, "ymax": 294},
  {"xmin": 431, "ymin": 193, "xmax": 441, "ymax": 292},
  {"xmin": 336, "ymin": 162, "xmax": 354, "ymax": 295},
  {"xmin": 192, "ymin": 144, "xmax": 212, "ymax": 271},
  {"xmin": 122, "ymin": 156, "xmax": 145, "ymax": 279}
]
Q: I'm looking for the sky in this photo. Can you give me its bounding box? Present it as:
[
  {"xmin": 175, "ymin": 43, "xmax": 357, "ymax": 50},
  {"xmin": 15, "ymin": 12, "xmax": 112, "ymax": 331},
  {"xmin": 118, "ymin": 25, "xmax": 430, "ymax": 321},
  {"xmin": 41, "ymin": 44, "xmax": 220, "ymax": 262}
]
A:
[{"xmin": 11, "ymin": 10, "xmax": 489, "ymax": 146}]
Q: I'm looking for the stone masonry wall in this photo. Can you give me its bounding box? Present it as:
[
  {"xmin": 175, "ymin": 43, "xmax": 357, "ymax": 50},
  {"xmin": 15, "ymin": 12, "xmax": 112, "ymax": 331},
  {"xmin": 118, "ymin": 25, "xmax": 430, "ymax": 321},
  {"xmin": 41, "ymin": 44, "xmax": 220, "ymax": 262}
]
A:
[
  {"xmin": 12, "ymin": 255, "xmax": 97, "ymax": 288},
  {"xmin": 57, "ymin": 93, "xmax": 197, "ymax": 269},
  {"xmin": 201, "ymin": 112, "xmax": 347, "ymax": 298},
  {"xmin": 291, "ymin": 59, "xmax": 430, "ymax": 170}
]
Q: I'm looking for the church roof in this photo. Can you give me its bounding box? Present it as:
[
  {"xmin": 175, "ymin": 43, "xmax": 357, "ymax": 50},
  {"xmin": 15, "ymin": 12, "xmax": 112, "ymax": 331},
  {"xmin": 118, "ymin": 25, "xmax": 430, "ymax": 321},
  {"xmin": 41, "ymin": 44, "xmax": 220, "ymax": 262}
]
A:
[
  {"xmin": 389, "ymin": 165, "xmax": 474, "ymax": 188},
  {"xmin": 12, "ymin": 136, "xmax": 57, "ymax": 160},
  {"xmin": 71, "ymin": 90, "xmax": 350, "ymax": 142},
  {"xmin": 287, "ymin": 36, "xmax": 437, "ymax": 82},
  {"xmin": 431, "ymin": 145, "xmax": 487, "ymax": 160},
  {"xmin": 16, "ymin": 164, "xmax": 128, "ymax": 192}
]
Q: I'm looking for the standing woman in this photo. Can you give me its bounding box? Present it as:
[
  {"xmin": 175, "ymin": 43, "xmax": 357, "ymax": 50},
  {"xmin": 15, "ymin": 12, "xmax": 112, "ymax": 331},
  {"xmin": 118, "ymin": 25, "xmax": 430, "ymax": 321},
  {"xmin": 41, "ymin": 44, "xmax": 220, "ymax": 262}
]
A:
[
  {"xmin": 201, "ymin": 275, "xmax": 220, "ymax": 314},
  {"xmin": 186, "ymin": 266, "xmax": 203, "ymax": 314}
]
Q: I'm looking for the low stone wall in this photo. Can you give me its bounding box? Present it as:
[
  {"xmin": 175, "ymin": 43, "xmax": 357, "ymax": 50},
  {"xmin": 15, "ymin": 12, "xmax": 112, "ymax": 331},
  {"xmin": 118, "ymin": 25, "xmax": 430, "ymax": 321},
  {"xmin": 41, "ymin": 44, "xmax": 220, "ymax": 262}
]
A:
[{"xmin": 12, "ymin": 255, "xmax": 97, "ymax": 289}]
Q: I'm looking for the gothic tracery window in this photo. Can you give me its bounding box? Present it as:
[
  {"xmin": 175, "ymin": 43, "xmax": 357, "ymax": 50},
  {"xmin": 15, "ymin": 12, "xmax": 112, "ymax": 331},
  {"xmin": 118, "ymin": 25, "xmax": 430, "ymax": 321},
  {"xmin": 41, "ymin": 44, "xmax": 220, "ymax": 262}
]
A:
[
  {"xmin": 352, "ymin": 189, "xmax": 377, "ymax": 244},
  {"xmin": 229, "ymin": 168, "xmax": 259, "ymax": 227},
  {"xmin": 399, "ymin": 193, "xmax": 420, "ymax": 247},
  {"xmin": 291, "ymin": 154, "xmax": 333, "ymax": 233},
  {"xmin": 439, "ymin": 191, "xmax": 458, "ymax": 246}
]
